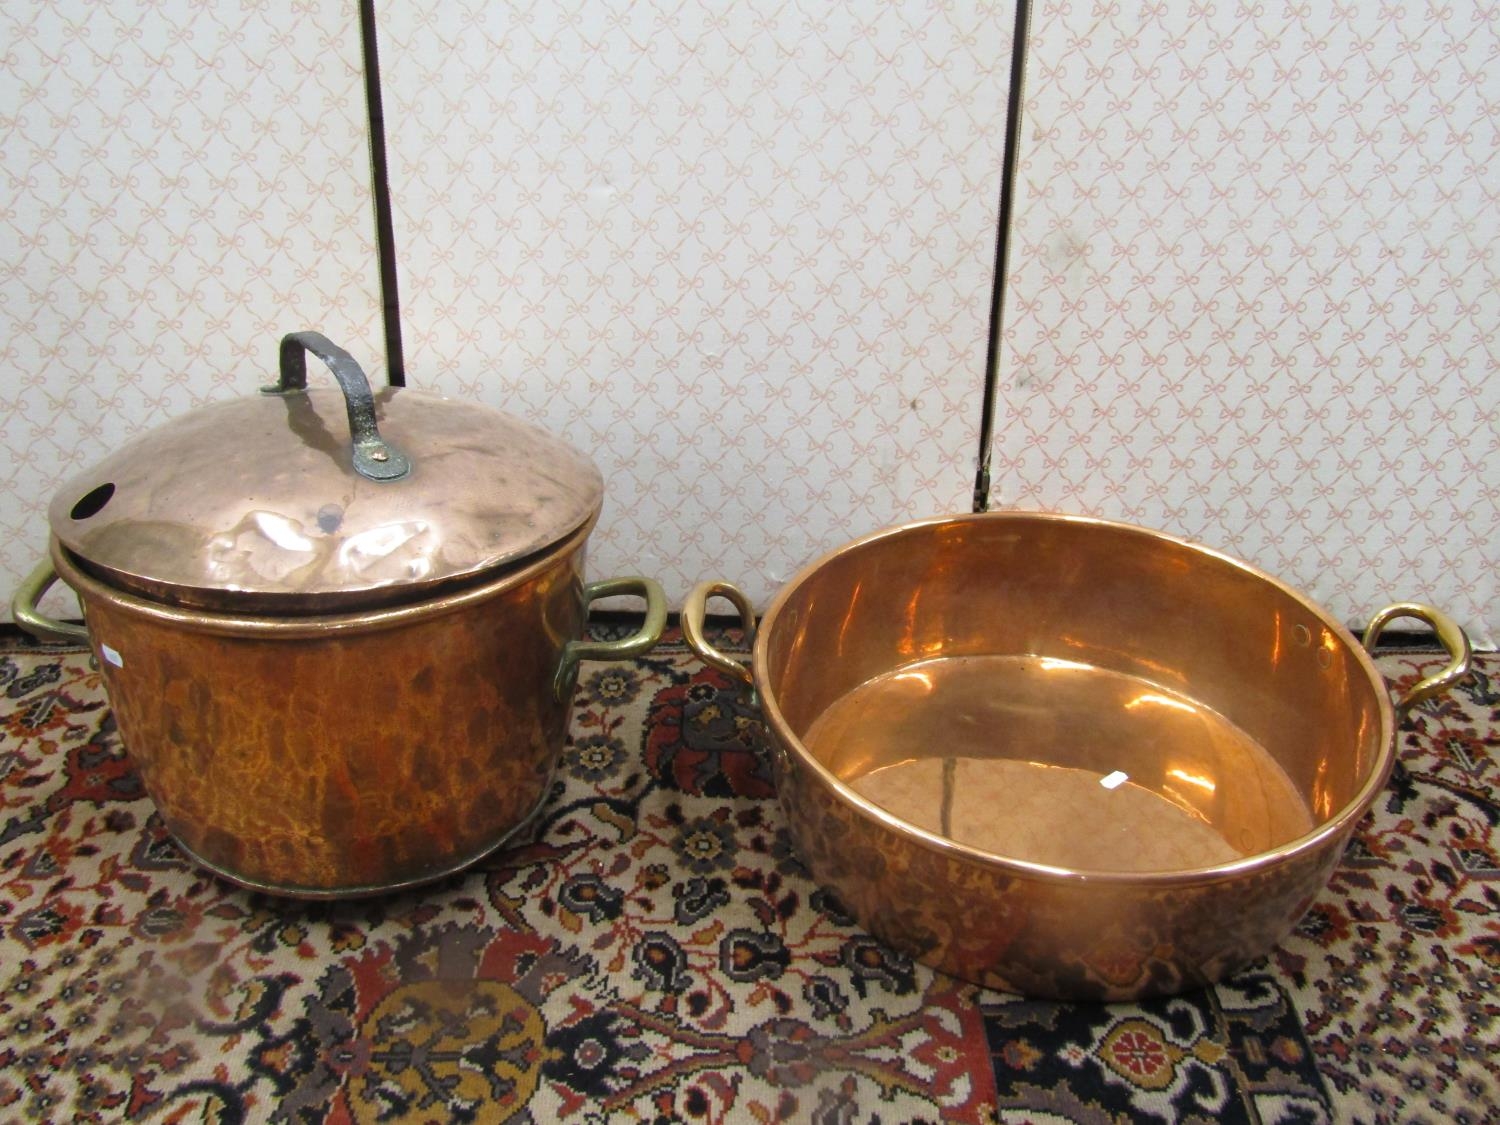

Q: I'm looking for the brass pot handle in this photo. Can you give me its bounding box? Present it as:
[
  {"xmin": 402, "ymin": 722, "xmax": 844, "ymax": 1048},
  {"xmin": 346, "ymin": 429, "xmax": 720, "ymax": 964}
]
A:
[
  {"xmin": 681, "ymin": 580, "xmax": 756, "ymax": 689},
  {"xmin": 11, "ymin": 558, "xmax": 90, "ymax": 645},
  {"xmin": 554, "ymin": 576, "xmax": 668, "ymax": 700},
  {"xmin": 1361, "ymin": 602, "xmax": 1473, "ymax": 722},
  {"xmin": 265, "ymin": 331, "xmax": 411, "ymax": 482}
]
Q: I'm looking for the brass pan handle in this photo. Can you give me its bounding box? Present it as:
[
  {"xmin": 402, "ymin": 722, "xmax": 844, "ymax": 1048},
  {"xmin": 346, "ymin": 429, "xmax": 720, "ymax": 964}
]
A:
[
  {"xmin": 554, "ymin": 576, "xmax": 668, "ymax": 701},
  {"xmin": 1361, "ymin": 602, "xmax": 1473, "ymax": 723},
  {"xmin": 11, "ymin": 557, "xmax": 90, "ymax": 645},
  {"xmin": 681, "ymin": 580, "xmax": 756, "ymax": 689},
  {"xmin": 266, "ymin": 331, "xmax": 411, "ymax": 482}
]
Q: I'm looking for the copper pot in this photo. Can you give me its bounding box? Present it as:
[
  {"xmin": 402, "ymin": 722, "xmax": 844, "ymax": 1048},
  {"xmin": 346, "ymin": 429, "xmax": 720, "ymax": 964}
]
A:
[
  {"xmin": 13, "ymin": 332, "xmax": 665, "ymax": 898},
  {"xmin": 683, "ymin": 512, "xmax": 1472, "ymax": 1000}
]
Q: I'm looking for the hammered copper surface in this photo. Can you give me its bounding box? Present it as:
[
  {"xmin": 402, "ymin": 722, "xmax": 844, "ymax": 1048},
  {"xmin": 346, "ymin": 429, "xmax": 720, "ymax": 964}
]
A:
[
  {"xmin": 49, "ymin": 386, "xmax": 604, "ymax": 612},
  {"xmin": 52, "ymin": 524, "xmax": 592, "ymax": 896},
  {"xmin": 774, "ymin": 740, "xmax": 1347, "ymax": 1000},
  {"xmin": 688, "ymin": 512, "xmax": 1458, "ymax": 1000}
]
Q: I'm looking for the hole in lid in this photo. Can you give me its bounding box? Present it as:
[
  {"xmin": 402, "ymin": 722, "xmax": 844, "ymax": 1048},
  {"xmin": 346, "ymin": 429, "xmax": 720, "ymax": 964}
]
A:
[{"xmin": 70, "ymin": 482, "xmax": 116, "ymax": 520}]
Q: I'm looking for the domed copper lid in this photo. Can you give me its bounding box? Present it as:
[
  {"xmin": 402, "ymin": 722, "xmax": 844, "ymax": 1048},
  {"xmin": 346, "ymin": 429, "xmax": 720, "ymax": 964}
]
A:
[{"xmin": 47, "ymin": 332, "xmax": 604, "ymax": 612}]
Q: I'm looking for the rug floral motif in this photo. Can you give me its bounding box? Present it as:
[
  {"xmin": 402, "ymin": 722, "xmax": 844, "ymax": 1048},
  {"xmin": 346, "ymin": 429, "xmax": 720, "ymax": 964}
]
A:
[{"xmin": 0, "ymin": 630, "xmax": 1495, "ymax": 1124}]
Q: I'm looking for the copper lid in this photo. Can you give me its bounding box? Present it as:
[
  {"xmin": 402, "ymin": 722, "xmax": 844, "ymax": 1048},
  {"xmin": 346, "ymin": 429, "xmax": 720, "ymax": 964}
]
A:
[{"xmin": 48, "ymin": 333, "xmax": 604, "ymax": 612}]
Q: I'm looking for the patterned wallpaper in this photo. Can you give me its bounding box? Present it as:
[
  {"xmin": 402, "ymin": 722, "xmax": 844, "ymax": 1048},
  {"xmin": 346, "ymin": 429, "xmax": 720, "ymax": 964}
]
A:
[
  {"xmin": 999, "ymin": 2, "xmax": 1498, "ymax": 646},
  {"xmin": 1, "ymin": 1, "xmax": 383, "ymax": 621},
  {"xmin": 372, "ymin": 2, "xmax": 1009, "ymax": 608},
  {"xmin": 2, "ymin": 1, "xmax": 1496, "ymax": 646}
]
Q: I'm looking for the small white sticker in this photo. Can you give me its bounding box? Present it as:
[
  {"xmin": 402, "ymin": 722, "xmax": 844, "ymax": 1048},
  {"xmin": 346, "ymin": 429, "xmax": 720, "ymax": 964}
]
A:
[
  {"xmin": 1100, "ymin": 770, "xmax": 1129, "ymax": 790},
  {"xmin": 100, "ymin": 643, "xmax": 124, "ymax": 668}
]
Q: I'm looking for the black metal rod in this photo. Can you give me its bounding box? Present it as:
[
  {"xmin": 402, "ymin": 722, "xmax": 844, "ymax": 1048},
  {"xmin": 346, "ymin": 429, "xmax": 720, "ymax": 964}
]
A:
[
  {"xmin": 972, "ymin": 0, "xmax": 1033, "ymax": 511},
  {"xmin": 359, "ymin": 0, "xmax": 406, "ymax": 387}
]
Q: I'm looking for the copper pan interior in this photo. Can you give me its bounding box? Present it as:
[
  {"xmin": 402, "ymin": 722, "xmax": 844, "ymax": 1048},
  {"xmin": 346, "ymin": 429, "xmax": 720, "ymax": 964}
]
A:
[{"xmin": 754, "ymin": 513, "xmax": 1394, "ymax": 878}]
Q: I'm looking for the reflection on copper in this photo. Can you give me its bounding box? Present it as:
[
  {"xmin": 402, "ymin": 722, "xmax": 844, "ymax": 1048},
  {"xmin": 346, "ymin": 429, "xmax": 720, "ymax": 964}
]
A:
[
  {"xmin": 782, "ymin": 593, "xmax": 812, "ymax": 684},
  {"xmin": 1054, "ymin": 636, "xmax": 1182, "ymax": 686},
  {"xmin": 1309, "ymin": 752, "xmax": 1335, "ymax": 821},
  {"xmin": 892, "ymin": 669, "xmax": 935, "ymax": 693},
  {"xmin": 339, "ymin": 521, "xmax": 431, "ymax": 573},
  {"xmin": 1166, "ymin": 767, "xmax": 1216, "ymax": 793},
  {"xmin": 252, "ymin": 511, "xmax": 316, "ymax": 553},
  {"xmin": 1037, "ymin": 656, "xmax": 1093, "ymax": 673},
  {"xmin": 834, "ymin": 579, "xmax": 864, "ymax": 663},
  {"xmin": 1124, "ymin": 692, "xmax": 1199, "ymax": 714},
  {"xmin": 898, "ymin": 585, "xmax": 924, "ymax": 660}
]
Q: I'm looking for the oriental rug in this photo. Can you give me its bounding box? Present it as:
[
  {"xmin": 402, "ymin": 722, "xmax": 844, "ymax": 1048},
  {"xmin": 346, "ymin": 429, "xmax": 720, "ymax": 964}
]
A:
[{"xmin": 0, "ymin": 627, "xmax": 1495, "ymax": 1124}]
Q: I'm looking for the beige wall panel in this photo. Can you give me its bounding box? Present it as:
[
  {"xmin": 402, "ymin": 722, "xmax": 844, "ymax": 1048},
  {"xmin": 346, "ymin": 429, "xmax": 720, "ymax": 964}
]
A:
[
  {"xmin": 998, "ymin": 3, "xmax": 1498, "ymax": 646},
  {"xmin": 1, "ymin": 2, "xmax": 382, "ymax": 621},
  {"xmin": 375, "ymin": 2, "xmax": 1012, "ymax": 607}
]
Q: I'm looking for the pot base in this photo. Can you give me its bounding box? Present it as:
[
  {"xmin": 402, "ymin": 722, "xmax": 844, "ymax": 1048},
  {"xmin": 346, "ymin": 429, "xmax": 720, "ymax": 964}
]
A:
[{"xmin": 168, "ymin": 784, "xmax": 551, "ymax": 900}]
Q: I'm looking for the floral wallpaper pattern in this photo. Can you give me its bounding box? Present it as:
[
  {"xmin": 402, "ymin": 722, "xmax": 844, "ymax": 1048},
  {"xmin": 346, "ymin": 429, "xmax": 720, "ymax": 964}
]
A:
[{"xmin": 2, "ymin": 1, "xmax": 1495, "ymax": 645}]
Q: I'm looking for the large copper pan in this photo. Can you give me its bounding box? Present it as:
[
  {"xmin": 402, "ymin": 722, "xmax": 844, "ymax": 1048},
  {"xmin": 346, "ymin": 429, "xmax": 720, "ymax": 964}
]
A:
[{"xmin": 683, "ymin": 512, "xmax": 1472, "ymax": 1001}]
